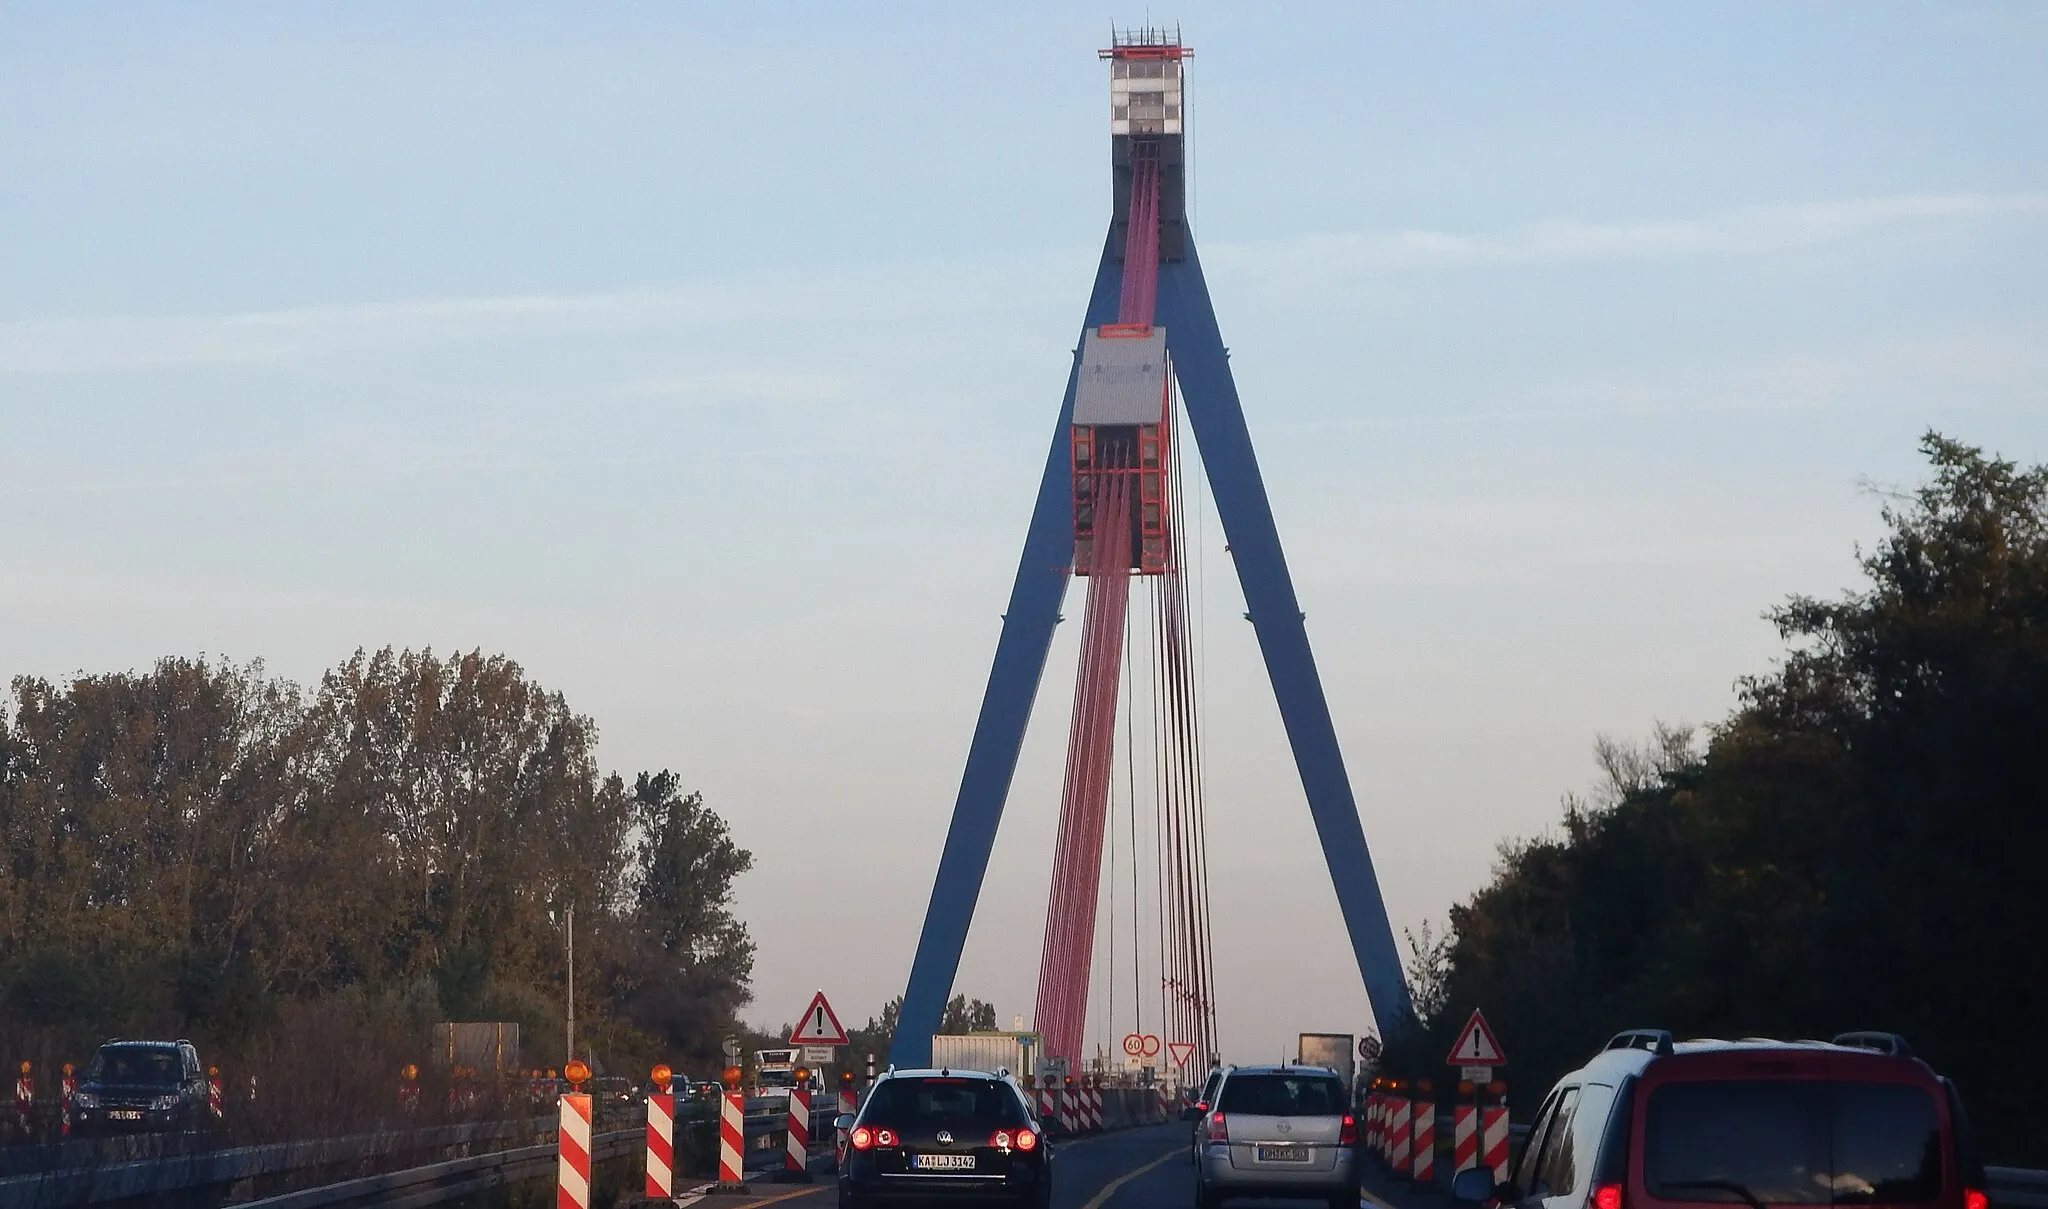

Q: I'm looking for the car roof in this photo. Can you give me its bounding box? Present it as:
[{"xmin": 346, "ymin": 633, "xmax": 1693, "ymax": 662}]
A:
[
  {"xmin": 882, "ymin": 1067, "xmax": 1009, "ymax": 1080},
  {"xmin": 99, "ymin": 1040, "xmax": 178, "ymax": 1050},
  {"xmin": 1568, "ymin": 1035, "xmax": 1935, "ymax": 1086},
  {"xmin": 1222, "ymin": 1064, "xmax": 1344, "ymax": 1078}
]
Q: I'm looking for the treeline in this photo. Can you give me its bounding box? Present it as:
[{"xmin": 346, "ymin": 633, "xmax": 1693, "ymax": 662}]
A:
[
  {"xmin": 0, "ymin": 647, "xmax": 755, "ymax": 1117},
  {"xmin": 1387, "ymin": 435, "xmax": 2048, "ymax": 1164}
]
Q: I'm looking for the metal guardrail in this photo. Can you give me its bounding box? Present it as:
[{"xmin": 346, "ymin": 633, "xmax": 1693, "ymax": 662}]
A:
[
  {"xmin": 241, "ymin": 1128, "xmax": 642, "ymax": 1209},
  {"xmin": 1991, "ymin": 1167, "xmax": 2048, "ymax": 1209}
]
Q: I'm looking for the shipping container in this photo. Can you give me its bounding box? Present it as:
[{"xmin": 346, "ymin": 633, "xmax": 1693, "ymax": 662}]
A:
[
  {"xmin": 1296, "ymin": 1032, "xmax": 1355, "ymax": 1087},
  {"xmin": 930, "ymin": 1032, "xmax": 1040, "ymax": 1079}
]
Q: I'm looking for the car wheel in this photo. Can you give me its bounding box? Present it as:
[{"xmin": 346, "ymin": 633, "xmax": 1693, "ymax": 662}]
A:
[{"xmin": 1197, "ymin": 1182, "xmax": 1223, "ymax": 1209}]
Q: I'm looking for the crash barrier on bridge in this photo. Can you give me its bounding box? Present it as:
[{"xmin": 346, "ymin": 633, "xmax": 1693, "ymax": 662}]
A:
[
  {"xmin": 1025, "ymin": 1077, "xmax": 1165, "ymax": 1136},
  {"xmin": 1989, "ymin": 1168, "xmax": 2048, "ymax": 1209}
]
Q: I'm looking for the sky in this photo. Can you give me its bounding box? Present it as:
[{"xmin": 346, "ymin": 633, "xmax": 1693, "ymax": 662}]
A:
[{"xmin": 3, "ymin": 4, "xmax": 2045, "ymax": 1068}]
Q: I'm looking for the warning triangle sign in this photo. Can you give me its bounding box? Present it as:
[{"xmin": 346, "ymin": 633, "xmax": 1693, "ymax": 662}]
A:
[
  {"xmin": 1167, "ymin": 1041, "xmax": 1196, "ymax": 1068},
  {"xmin": 789, "ymin": 990, "xmax": 849, "ymax": 1045},
  {"xmin": 1445, "ymin": 1008, "xmax": 1506, "ymax": 1066}
]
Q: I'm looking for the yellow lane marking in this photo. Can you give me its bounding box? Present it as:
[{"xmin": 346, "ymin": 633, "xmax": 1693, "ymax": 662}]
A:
[
  {"xmin": 1080, "ymin": 1148, "xmax": 1182, "ymax": 1209},
  {"xmin": 1358, "ymin": 1186, "xmax": 1401, "ymax": 1209}
]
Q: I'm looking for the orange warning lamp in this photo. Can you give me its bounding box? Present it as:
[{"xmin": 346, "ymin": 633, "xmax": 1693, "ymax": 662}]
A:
[
  {"xmin": 402, "ymin": 1064, "xmax": 419, "ymax": 1082},
  {"xmin": 1457, "ymin": 1080, "xmax": 1475, "ymax": 1096},
  {"xmin": 17, "ymin": 1062, "xmax": 28, "ymax": 1076},
  {"xmin": 795, "ymin": 1067, "xmax": 810, "ymax": 1083},
  {"xmin": 62, "ymin": 1063, "xmax": 73, "ymax": 1076},
  {"xmin": 208, "ymin": 1066, "xmax": 219, "ymax": 1077},
  {"xmin": 1389, "ymin": 1079, "xmax": 1403, "ymax": 1092},
  {"xmin": 564, "ymin": 1059, "xmax": 591, "ymax": 1089},
  {"xmin": 1487, "ymin": 1079, "xmax": 1508, "ymax": 1097},
  {"xmin": 1416, "ymin": 1079, "xmax": 1434, "ymax": 1096},
  {"xmin": 722, "ymin": 1065, "xmax": 743, "ymax": 1090},
  {"xmin": 651, "ymin": 1064, "xmax": 673, "ymax": 1092},
  {"xmin": 547, "ymin": 1068, "xmax": 558, "ymax": 1079},
  {"xmin": 840, "ymin": 1070, "xmax": 855, "ymax": 1088}
]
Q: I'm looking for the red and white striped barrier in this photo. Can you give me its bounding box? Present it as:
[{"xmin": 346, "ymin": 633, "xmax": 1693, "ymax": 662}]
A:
[
  {"xmin": 1389, "ymin": 1097, "xmax": 1412, "ymax": 1176},
  {"xmin": 61, "ymin": 1066, "xmax": 76, "ymax": 1138},
  {"xmin": 207, "ymin": 1069, "xmax": 223, "ymax": 1120},
  {"xmin": 1452, "ymin": 1103, "xmax": 1478, "ymax": 1173},
  {"xmin": 719, "ymin": 1090, "xmax": 746, "ymax": 1185},
  {"xmin": 14, "ymin": 1066, "xmax": 31, "ymax": 1135},
  {"xmin": 1039, "ymin": 1081, "xmax": 1059, "ymax": 1130},
  {"xmin": 837, "ymin": 1088, "xmax": 856, "ymax": 1165},
  {"xmin": 1366, "ymin": 1093, "xmax": 1382, "ymax": 1158},
  {"xmin": 558, "ymin": 1092, "xmax": 593, "ymax": 1209},
  {"xmin": 1411, "ymin": 1100, "xmax": 1436, "ymax": 1184},
  {"xmin": 786, "ymin": 1088, "xmax": 811, "ymax": 1172},
  {"xmin": 1092, "ymin": 1085, "xmax": 1105, "ymax": 1130},
  {"xmin": 645, "ymin": 1092, "xmax": 675, "ymax": 1199},
  {"xmin": 1481, "ymin": 1104, "xmax": 1510, "ymax": 1182}
]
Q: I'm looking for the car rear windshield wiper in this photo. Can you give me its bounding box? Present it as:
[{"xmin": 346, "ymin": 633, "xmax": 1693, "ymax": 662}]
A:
[{"xmin": 1658, "ymin": 1180, "xmax": 1772, "ymax": 1209}]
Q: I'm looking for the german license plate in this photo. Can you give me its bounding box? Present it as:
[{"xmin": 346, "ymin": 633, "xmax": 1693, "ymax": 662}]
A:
[
  {"xmin": 912, "ymin": 1153, "xmax": 977, "ymax": 1171},
  {"xmin": 109, "ymin": 1110, "xmax": 143, "ymax": 1121},
  {"xmin": 1257, "ymin": 1143, "xmax": 1310, "ymax": 1162}
]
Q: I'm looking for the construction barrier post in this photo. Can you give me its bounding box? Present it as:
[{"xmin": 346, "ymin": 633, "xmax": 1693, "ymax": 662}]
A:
[
  {"xmin": 14, "ymin": 1063, "xmax": 30, "ymax": 1138},
  {"xmin": 558, "ymin": 1091, "xmax": 593, "ymax": 1209},
  {"xmin": 646, "ymin": 1092, "xmax": 675, "ymax": 1199},
  {"xmin": 1481, "ymin": 1104, "xmax": 1510, "ymax": 1183},
  {"xmin": 1390, "ymin": 1096, "xmax": 1412, "ymax": 1178},
  {"xmin": 398, "ymin": 1064, "xmax": 421, "ymax": 1115},
  {"xmin": 207, "ymin": 1067, "xmax": 223, "ymax": 1120},
  {"xmin": 60, "ymin": 1064, "xmax": 76, "ymax": 1138},
  {"xmin": 1089, "ymin": 1081, "xmax": 1104, "ymax": 1131},
  {"xmin": 1453, "ymin": 1103, "xmax": 1479, "ymax": 1174},
  {"xmin": 719, "ymin": 1089, "xmax": 747, "ymax": 1187},
  {"xmin": 1411, "ymin": 1100, "xmax": 1436, "ymax": 1185},
  {"xmin": 786, "ymin": 1087, "xmax": 811, "ymax": 1175}
]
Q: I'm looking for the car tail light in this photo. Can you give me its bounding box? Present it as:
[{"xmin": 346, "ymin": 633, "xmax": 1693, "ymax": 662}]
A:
[
  {"xmin": 875, "ymin": 1128, "xmax": 898, "ymax": 1147},
  {"xmin": 1964, "ymin": 1191, "xmax": 1988, "ymax": 1209},
  {"xmin": 1015, "ymin": 1127, "xmax": 1039, "ymax": 1151},
  {"xmin": 1594, "ymin": 1184, "xmax": 1623, "ymax": 1209},
  {"xmin": 1207, "ymin": 1111, "xmax": 1229, "ymax": 1143},
  {"xmin": 1340, "ymin": 1114, "xmax": 1357, "ymax": 1145},
  {"xmin": 1196, "ymin": 1100, "xmax": 1209, "ymax": 1112},
  {"xmin": 850, "ymin": 1127, "xmax": 875, "ymax": 1151},
  {"xmin": 990, "ymin": 1130, "xmax": 1013, "ymax": 1149}
]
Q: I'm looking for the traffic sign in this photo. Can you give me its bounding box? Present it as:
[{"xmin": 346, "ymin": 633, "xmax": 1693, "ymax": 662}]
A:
[
  {"xmin": 1460, "ymin": 1065, "xmax": 1494, "ymax": 1083},
  {"xmin": 1167, "ymin": 1041, "xmax": 1196, "ymax": 1068},
  {"xmin": 1445, "ymin": 1009, "xmax": 1506, "ymax": 1066},
  {"xmin": 802, "ymin": 1045, "xmax": 835, "ymax": 1064},
  {"xmin": 722, "ymin": 1037, "xmax": 742, "ymax": 1059},
  {"xmin": 1122, "ymin": 1033, "xmax": 1145, "ymax": 1057},
  {"xmin": 789, "ymin": 990, "xmax": 849, "ymax": 1046},
  {"xmin": 1358, "ymin": 1035, "xmax": 1382, "ymax": 1061}
]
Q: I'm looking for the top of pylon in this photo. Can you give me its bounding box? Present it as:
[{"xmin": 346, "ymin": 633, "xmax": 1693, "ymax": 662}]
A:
[{"xmin": 1100, "ymin": 25, "xmax": 1191, "ymax": 60}]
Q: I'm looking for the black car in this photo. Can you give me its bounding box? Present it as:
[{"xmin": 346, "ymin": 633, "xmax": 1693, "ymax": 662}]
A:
[
  {"xmin": 71, "ymin": 1039, "xmax": 213, "ymax": 1134},
  {"xmin": 837, "ymin": 1067, "xmax": 1051, "ymax": 1209}
]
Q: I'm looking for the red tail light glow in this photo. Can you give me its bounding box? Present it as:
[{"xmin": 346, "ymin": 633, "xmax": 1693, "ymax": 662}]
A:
[
  {"xmin": 1196, "ymin": 1101, "xmax": 1209, "ymax": 1112},
  {"xmin": 850, "ymin": 1127, "xmax": 874, "ymax": 1150},
  {"xmin": 1207, "ymin": 1111, "xmax": 1229, "ymax": 1143},
  {"xmin": 875, "ymin": 1128, "xmax": 898, "ymax": 1147},
  {"xmin": 1965, "ymin": 1191, "xmax": 1988, "ymax": 1209},
  {"xmin": 990, "ymin": 1130, "xmax": 1013, "ymax": 1149},
  {"xmin": 1340, "ymin": 1114, "xmax": 1357, "ymax": 1145},
  {"xmin": 1594, "ymin": 1184, "xmax": 1623, "ymax": 1209},
  {"xmin": 1015, "ymin": 1127, "xmax": 1039, "ymax": 1151}
]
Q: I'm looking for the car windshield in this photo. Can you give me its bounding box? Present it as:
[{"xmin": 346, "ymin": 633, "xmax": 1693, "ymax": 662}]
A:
[
  {"xmin": 865, "ymin": 1077, "xmax": 1026, "ymax": 1126},
  {"xmin": 88, "ymin": 1048, "xmax": 183, "ymax": 1086},
  {"xmin": 1644, "ymin": 1081, "xmax": 1943, "ymax": 1205},
  {"xmin": 1218, "ymin": 1073, "xmax": 1348, "ymax": 1116}
]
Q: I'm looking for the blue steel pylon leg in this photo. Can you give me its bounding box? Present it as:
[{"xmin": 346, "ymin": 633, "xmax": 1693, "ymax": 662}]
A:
[
  {"xmin": 888, "ymin": 237, "xmax": 1128, "ymax": 1069},
  {"xmin": 1157, "ymin": 234, "xmax": 1415, "ymax": 1030}
]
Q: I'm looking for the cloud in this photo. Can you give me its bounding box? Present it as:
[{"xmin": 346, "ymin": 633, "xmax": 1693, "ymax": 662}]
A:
[{"xmin": 1211, "ymin": 193, "xmax": 2048, "ymax": 274}]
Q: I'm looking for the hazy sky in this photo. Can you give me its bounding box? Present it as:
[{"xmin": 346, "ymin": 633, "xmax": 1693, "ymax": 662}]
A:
[{"xmin": 4, "ymin": 4, "xmax": 2044, "ymax": 1065}]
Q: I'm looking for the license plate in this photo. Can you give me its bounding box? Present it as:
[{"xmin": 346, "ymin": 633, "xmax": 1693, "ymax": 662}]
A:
[
  {"xmin": 1257, "ymin": 1143, "xmax": 1310, "ymax": 1162},
  {"xmin": 109, "ymin": 1110, "xmax": 144, "ymax": 1121},
  {"xmin": 912, "ymin": 1153, "xmax": 977, "ymax": 1171}
]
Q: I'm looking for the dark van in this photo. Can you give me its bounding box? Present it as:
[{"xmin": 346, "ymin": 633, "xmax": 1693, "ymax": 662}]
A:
[{"xmin": 1453, "ymin": 1031, "xmax": 1986, "ymax": 1209}]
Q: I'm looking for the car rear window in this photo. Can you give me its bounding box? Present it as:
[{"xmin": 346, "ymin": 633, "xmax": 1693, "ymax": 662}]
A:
[
  {"xmin": 1644, "ymin": 1081, "xmax": 1942, "ymax": 1205},
  {"xmin": 1218, "ymin": 1074, "xmax": 1347, "ymax": 1116},
  {"xmin": 865, "ymin": 1078, "xmax": 1026, "ymax": 1126}
]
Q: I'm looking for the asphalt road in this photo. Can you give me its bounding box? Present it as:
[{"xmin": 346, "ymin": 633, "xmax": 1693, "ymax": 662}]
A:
[{"xmin": 689, "ymin": 1123, "xmax": 1397, "ymax": 1209}]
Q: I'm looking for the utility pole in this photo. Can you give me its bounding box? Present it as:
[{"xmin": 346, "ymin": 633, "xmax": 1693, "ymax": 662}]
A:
[{"xmin": 566, "ymin": 903, "xmax": 576, "ymax": 1064}]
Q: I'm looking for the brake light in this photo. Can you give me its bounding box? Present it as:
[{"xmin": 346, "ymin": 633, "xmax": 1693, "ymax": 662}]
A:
[
  {"xmin": 1340, "ymin": 1114, "xmax": 1356, "ymax": 1145},
  {"xmin": 850, "ymin": 1127, "xmax": 874, "ymax": 1150},
  {"xmin": 1196, "ymin": 1101, "xmax": 1209, "ymax": 1112},
  {"xmin": 876, "ymin": 1128, "xmax": 898, "ymax": 1147},
  {"xmin": 1207, "ymin": 1111, "xmax": 1229, "ymax": 1143},
  {"xmin": 991, "ymin": 1130, "xmax": 1013, "ymax": 1149},
  {"xmin": 1595, "ymin": 1184, "xmax": 1623, "ymax": 1209},
  {"xmin": 1015, "ymin": 1127, "xmax": 1039, "ymax": 1151},
  {"xmin": 1964, "ymin": 1191, "xmax": 1987, "ymax": 1209}
]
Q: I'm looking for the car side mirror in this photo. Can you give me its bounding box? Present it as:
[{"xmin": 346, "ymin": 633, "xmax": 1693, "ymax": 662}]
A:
[
  {"xmin": 833, "ymin": 1114, "xmax": 856, "ymax": 1131},
  {"xmin": 1451, "ymin": 1167, "xmax": 1498, "ymax": 1204}
]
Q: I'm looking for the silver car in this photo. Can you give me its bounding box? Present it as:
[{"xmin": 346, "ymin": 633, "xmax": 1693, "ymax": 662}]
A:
[{"xmin": 1195, "ymin": 1065, "xmax": 1357, "ymax": 1209}]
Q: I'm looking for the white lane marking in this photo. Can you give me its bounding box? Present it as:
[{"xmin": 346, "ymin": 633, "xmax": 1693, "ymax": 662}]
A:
[{"xmin": 1080, "ymin": 1148, "xmax": 1181, "ymax": 1209}]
